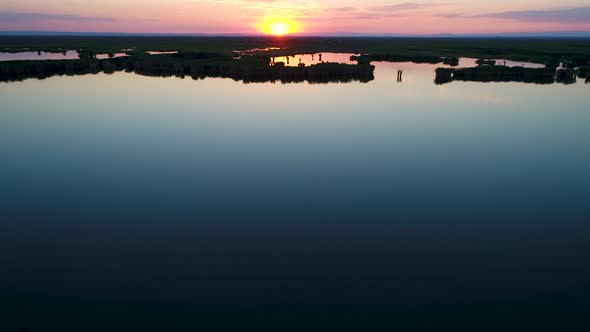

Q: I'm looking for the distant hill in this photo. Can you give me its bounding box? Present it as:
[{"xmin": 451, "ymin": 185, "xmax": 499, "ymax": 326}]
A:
[{"xmin": 1, "ymin": 30, "xmax": 590, "ymax": 38}]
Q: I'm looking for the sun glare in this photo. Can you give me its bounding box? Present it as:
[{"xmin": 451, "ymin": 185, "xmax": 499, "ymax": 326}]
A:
[
  {"xmin": 269, "ymin": 22, "xmax": 289, "ymax": 36},
  {"xmin": 260, "ymin": 17, "xmax": 299, "ymax": 36}
]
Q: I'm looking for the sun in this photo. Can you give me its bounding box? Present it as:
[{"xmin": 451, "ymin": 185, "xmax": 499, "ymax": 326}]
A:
[
  {"xmin": 269, "ymin": 22, "xmax": 290, "ymax": 36},
  {"xmin": 259, "ymin": 17, "xmax": 299, "ymax": 36}
]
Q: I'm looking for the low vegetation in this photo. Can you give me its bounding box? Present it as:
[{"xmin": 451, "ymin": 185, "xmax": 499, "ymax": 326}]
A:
[
  {"xmin": 0, "ymin": 52, "xmax": 375, "ymax": 83},
  {"xmin": 435, "ymin": 66, "xmax": 577, "ymax": 85},
  {"xmin": 3, "ymin": 36, "xmax": 589, "ymax": 85},
  {"xmin": 1, "ymin": 36, "xmax": 590, "ymax": 68}
]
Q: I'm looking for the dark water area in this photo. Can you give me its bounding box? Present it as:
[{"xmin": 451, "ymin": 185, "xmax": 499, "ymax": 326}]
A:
[
  {"xmin": 2, "ymin": 219, "xmax": 590, "ymax": 331},
  {"xmin": 1, "ymin": 59, "xmax": 590, "ymax": 331}
]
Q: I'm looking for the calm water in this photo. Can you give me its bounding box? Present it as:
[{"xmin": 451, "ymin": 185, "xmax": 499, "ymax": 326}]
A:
[
  {"xmin": 1, "ymin": 60, "xmax": 589, "ymax": 331},
  {"xmin": 271, "ymin": 53, "xmax": 546, "ymax": 68},
  {"xmin": 146, "ymin": 51, "xmax": 179, "ymax": 55},
  {"xmin": 0, "ymin": 50, "xmax": 80, "ymax": 61},
  {"xmin": 0, "ymin": 50, "xmax": 174, "ymax": 61},
  {"xmin": 95, "ymin": 52, "xmax": 129, "ymax": 60}
]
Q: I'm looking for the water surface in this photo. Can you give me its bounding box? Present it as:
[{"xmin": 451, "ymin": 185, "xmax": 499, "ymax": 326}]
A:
[
  {"xmin": 0, "ymin": 50, "xmax": 79, "ymax": 61},
  {"xmin": 146, "ymin": 51, "xmax": 179, "ymax": 55},
  {"xmin": 96, "ymin": 52, "xmax": 129, "ymax": 59},
  {"xmin": 1, "ymin": 60, "xmax": 589, "ymax": 331}
]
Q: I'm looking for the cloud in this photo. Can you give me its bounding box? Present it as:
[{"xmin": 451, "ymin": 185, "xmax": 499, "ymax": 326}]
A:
[
  {"xmin": 196, "ymin": 1, "xmax": 442, "ymax": 22},
  {"xmin": 324, "ymin": 7, "xmax": 358, "ymax": 13},
  {"xmin": 370, "ymin": 2, "xmax": 448, "ymax": 12},
  {"xmin": 477, "ymin": 7, "xmax": 590, "ymax": 23},
  {"xmin": 193, "ymin": 1, "xmax": 453, "ymax": 25},
  {"xmin": 0, "ymin": 11, "xmax": 116, "ymax": 23},
  {"xmin": 439, "ymin": 7, "xmax": 590, "ymax": 23},
  {"xmin": 194, "ymin": 0, "xmax": 324, "ymax": 18},
  {"xmin": 307, "ymin": 2, "xmax": 443, "ymax": 22}
]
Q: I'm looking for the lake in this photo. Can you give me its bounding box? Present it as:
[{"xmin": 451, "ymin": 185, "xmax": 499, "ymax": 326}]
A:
[{"xmin": 1, "ymin": 58, "xmax": 589, "ymax": 331}]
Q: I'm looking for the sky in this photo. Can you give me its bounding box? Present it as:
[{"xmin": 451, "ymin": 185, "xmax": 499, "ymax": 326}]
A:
[{"xmin": 1, "ymin": 0, "xmax": 590, "ymax": 35}]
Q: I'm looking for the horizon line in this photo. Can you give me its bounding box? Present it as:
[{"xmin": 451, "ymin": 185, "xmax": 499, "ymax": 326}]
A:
[{"xmin": 1, "ymin": 30, "xmax": 590, "ymax": 38}]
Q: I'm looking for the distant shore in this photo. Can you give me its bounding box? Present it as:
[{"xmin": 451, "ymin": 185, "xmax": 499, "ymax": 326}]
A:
[{"xmin": 2, "ymin": 36, "xmax": 590, "ymax": 67}]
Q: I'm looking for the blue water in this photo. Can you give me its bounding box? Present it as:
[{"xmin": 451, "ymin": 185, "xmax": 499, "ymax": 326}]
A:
[{"xmin": 1, "ymin": 62, "xmax": 589, "ymax": 331}]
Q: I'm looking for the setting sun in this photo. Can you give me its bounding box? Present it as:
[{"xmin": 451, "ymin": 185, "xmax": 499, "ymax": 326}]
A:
[
  {"xmin": 259, "ymin": 17, "xmax": 299, "ymax": 36},
  {"xmin": 269, "ymin": 22, "xmax": 289, "ymax": 36}
]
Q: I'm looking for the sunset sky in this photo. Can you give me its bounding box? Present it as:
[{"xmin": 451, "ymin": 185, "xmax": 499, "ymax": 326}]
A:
[{"xmin": 1, "ymin": 0, "xmax": 589, "ymax": 35}]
